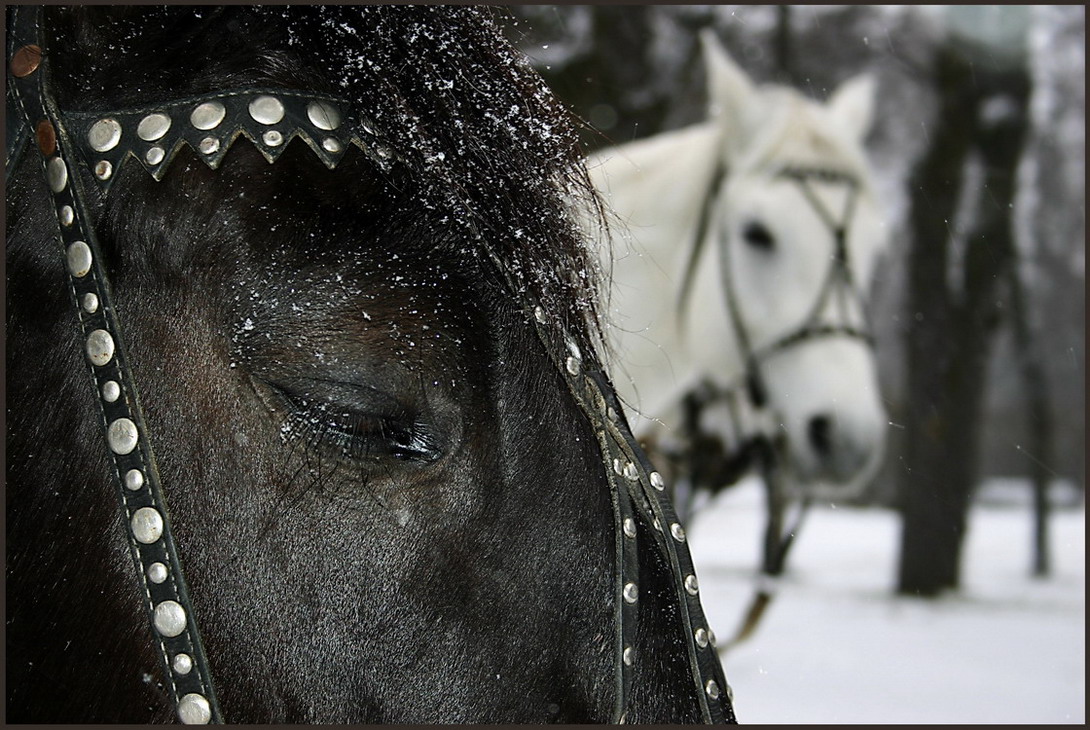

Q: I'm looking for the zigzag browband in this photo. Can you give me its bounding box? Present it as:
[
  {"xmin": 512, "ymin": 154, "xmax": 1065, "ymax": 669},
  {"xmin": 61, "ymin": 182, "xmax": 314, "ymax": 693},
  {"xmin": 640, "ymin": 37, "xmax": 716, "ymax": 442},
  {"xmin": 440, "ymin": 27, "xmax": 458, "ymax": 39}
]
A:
[{"xmin": 66, "ymin": 90, "xmax": 399, "ymax": 193}]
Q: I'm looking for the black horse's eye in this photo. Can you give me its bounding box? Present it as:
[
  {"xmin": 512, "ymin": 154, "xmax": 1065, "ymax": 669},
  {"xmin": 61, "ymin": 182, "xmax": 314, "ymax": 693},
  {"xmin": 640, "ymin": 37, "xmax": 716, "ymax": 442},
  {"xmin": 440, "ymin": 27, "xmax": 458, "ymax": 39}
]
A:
[
  {"xmin": 742, "ymin": 221, "xmax": 775, "ymax": 251},
  {"xmin": 259, "ymin": 380, "xmax": 443, "ymax": 465}
]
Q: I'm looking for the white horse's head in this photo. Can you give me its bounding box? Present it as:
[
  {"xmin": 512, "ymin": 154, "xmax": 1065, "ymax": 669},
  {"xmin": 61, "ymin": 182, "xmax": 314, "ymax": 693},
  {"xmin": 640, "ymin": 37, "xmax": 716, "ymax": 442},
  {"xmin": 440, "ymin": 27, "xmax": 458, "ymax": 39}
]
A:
[{"xmin": 700, "ymin": 31, "xmax": 889, "ymax": 494}]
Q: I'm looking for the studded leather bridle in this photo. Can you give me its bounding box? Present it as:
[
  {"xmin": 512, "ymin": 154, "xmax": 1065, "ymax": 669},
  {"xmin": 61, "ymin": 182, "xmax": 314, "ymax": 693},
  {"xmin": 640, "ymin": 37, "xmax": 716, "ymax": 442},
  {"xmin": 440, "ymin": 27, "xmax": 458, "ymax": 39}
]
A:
[{"xmin": 6, "ymin": 6, "xmax": 735, "ymax": 724}]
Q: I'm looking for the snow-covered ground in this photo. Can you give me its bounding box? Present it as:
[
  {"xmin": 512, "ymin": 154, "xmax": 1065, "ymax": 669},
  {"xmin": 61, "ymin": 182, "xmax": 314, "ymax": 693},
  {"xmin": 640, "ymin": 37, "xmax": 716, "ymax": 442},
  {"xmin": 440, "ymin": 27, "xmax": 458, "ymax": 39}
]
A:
[{"xmin": 688, "ymin": 477, "xmax": 1085, "ymax": 724}]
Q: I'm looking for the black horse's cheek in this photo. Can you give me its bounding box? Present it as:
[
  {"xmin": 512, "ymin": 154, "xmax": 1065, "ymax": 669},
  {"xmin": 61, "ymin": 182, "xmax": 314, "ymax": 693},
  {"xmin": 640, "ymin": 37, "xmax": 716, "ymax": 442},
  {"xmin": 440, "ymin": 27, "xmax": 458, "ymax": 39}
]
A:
[{"xmin": 5, "ymin": 4, "xmax": 735, "ymax": 724}]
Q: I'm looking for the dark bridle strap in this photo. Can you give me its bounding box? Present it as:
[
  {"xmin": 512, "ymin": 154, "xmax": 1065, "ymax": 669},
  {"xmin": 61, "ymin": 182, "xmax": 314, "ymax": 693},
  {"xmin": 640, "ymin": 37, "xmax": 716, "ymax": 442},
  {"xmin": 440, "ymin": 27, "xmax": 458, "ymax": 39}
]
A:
[{"xmin": 7, "ymin": 6, "xmax": 222, "ymax": 724}]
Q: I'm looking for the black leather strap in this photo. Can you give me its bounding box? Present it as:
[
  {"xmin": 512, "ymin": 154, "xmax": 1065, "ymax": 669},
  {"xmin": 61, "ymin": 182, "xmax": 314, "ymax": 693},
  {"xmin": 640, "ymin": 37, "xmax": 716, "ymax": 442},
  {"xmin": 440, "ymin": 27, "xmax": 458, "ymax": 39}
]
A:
[{"xmin": 7, "ymin": 6, "xmax": 222, "ymax": 723}]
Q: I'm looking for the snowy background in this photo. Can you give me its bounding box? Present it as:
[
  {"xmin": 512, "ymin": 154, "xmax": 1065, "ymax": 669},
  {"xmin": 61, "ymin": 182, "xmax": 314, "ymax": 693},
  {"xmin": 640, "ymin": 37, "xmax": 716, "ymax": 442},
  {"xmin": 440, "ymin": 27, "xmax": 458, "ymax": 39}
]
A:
[
  {"xmin": 499, "ymin": 6, "xmax": 1085, "ymax": 724},
  {"xmin": 689, "ymin": 477, "xmax": 1085, "ymax": 724}
]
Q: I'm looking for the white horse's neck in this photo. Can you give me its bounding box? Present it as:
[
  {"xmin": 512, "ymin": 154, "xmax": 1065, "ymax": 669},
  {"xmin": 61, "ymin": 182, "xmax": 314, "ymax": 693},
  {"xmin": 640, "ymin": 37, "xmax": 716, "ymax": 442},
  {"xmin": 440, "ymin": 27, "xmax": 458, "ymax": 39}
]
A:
[{"xmin": 587, "ymin": 122, "xmax": 746, "ymax": 434}]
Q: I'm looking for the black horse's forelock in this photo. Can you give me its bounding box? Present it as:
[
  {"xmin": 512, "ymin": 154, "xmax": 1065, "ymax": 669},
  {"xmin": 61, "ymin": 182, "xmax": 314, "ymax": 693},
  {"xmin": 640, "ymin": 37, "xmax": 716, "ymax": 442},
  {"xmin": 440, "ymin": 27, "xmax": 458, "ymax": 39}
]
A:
[{"xmin": 52, "ymin": 4, "xmax": 607, "ymax": 360}]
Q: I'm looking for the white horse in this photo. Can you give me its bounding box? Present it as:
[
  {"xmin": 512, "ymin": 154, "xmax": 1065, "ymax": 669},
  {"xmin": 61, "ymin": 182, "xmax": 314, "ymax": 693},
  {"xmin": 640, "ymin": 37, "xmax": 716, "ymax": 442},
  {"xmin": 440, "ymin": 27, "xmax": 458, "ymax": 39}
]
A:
[{"xmin": 587, "ymin": 31, "xmax": 889, "ymax": 513}]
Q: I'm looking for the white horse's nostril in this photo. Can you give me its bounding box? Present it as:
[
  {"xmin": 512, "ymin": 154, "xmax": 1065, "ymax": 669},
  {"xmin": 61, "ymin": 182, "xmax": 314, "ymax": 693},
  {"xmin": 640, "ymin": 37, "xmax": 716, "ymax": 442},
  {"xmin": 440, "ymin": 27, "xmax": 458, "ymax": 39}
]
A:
[{"xmin": 808, "ymin": 415, "xmax": 834, "ymax": 457}]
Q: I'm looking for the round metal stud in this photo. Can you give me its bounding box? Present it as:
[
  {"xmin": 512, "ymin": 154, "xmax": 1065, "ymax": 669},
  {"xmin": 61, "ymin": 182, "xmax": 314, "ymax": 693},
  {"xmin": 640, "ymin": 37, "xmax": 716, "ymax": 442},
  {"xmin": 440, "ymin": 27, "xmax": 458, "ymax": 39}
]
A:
[
  {"xmin": 190, "ymin": 101, "xmax": 226, "ymax": 131},
  {"xmin": 67, "ymin": 241, "xmax": 92, "ymax": 278},
  {"xmin": 82, "ymin": 292, "xmax": 100, "ymax": 313},
  {"xmin": 59, "ymin": 205, "xmax": 75, "ymax": 226},
  {"xmin": 153, "ymin": 600, "xmax": 187, "ymax": 637},
  {"xmin": 131, "ymin": 506, "xmax": 164, "ymax": 544},
  {"xmin": 321, "ymin": 137, "xmax": 342, "ymax": 153},
  {"xmin": 88, "ymin": 118, "xmax": 122, "ymax": 152},
  {"xmin": 649, "ymin": 471, "xmax": 665, "ymax": 492},
  {"xmin": 199, "ymin": 136, "xmax": 220, "ymax": 155},
  {"xmin": 684, "ymin": 574, "xmax": 700, "ymax": 596},
  {"xmin": 623, "ymin": 646, "xmax": 634, "ymax": 667},
  {"xmin": 623, "ymin": 582, "xmax": 638, "ymax": 604},
  {"xmin": 307, "ymin": 100, "xmax": 342, "ymax": 130},
  {"xmin": 622, "ymin": 517, "xmax": 636, "ymax": 539},
  {"xmin": 622, "ymin": 462, "xmax": 639, "ymax": 482},
  {"xmin": 86, "ymin": 329, "xmax": 115, "ymax": 366},
  {"xmin": 653, "ymin": 518, "xmax": 662, "ymax": 532},
  {"xmin": 125, "ymin": 469, "xmax": 145, "ymax": 491},
  {"xmin": 177, "ymin": 692, "xmax": 211, "ymax": 724},
  {"xmin": 94, "ymin": 160, "xmax": 113, "ymax": 180},
  {"xmin": 36, "ymin": 120, "xmax": 56, "ymax": 156},
  {"xmin": 46, "ymin": 157, "xmax": 67, "ymax": 193},
  {"xmin": 376, "ymin": 146, "xmax": 393, "ymax": 159},
  {"xmin": 670, "ymin": 523, "xmax": 686, "ymax": 543},
  {"xmin": 709, "ymin": 628, "xmax": 718, "ymax": 647},
  {"xmin": 612, "ymin": 458, "xmax": 624, "ymax": 476},
  {"xmin": 705, "ymin": 680, "xmax": 721, "ymax": 700},
  {"xmin": 534, "ymin": 306, "xmax": 546, "ymax": 324},
  {"xmin": 137, "ymin": 112, "xmax": 171, "ymax": 141},
  {"xmin": 262, "ymin": 130, "xmax": 283, "ymax": 147},
  {"xmin": 145, "ymin": 146, "xmax": 165, "ymax": 166},
  {"xmin": 147, "ymin": 561, "xmax": 167, "ymax": 583},
  {"xmin": 695, "ymin": 627, "xmax": 709, "ymax": 648},
  {"xmin": 249, "ymin": 95, "xmax": 285, "ymax": 125},
  {"xmin": 101, "ymin": 380, "xmax": 120, "ymax": 403},
  {"xmin": 607, "ymin": 406, "xmax": 618, "ymax": 422},
  {"xmin": 173, "ymin": 653, "xmax": 194, "ymax": 675},
  {"xmin": 565, "ymin": 356, "xmax": 580, "ymax": 376},
  {"xmin": 107, "ymin": 418, "xmax": 139, "ymax": 455},
  {"xmin": 11, "ymin": 44, "xmax": 43, "ymax": 78}
]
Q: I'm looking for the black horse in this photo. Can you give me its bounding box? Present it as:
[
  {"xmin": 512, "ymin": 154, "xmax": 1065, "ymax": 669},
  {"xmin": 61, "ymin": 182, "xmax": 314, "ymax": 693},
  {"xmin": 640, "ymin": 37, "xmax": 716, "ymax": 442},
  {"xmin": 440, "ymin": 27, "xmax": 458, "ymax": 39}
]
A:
[{"xmin": 6, "ymin": 6, "xmax": 735, "ymax": 723}]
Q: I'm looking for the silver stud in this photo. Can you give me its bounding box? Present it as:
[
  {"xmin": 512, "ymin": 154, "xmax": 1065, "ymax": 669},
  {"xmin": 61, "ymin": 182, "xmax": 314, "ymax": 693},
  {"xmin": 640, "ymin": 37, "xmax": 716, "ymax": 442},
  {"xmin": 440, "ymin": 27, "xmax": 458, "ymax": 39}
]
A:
[
  {"xmin": 173, "ymin": 653, "xmax": 193, "ymax": 675},
  {"xmin": 177, "ymin": 693, "xmax": 211, "ymax": 724},
  {"xmin": 249, "ymin": 95, "xmax": 285, "ymax": 125},
  {"xmin": 94, "ymin": 160, "xmax": 113, "ymax": 180},
  {"xmin": 695, "ymin": 627, "xmax": 709, "ymax": 648},
  {"xmin": 321, "ymin": 137, "xmax": 342, "ymax": 153},
  {"xmin": 67, "ymin": 241, "xmax": 93, "ymax": 278},
  {"xmin": 47, "ymin": 157, "xmax": 67, "ymax": 193},
  {"xmin": 653, "ymin": 518, "xmax": 662, "ymax": 532},
  {"xmin": 533, "ymin": 306, "xmax": 546, "ymax": 324},
  {"xmin": 107, "ymin": 418, "xmax": 139, "ymax": 455},
  {"xmin": 125, "ymin": 469, "xmax": 145, "ymax": 491},
  {"xmin": 190, "ymin": 101, "xmax": 226, "ymax": 131},
  {"xmin": 102, "ymin": 380, "xmax": 120, "ymax": 403},
  {"xmin": 86, "ymin": 329, "xmax": 115, "ymax": 366},
  {"xmin": 147, "ymin": 561, "xmax": 167, "ymax": 583},
  {"xmin": 153, "ymin": 600, "xmax": 187, "ymax": 637},
  {"xmin": 705, "ymin": 680, "xmax": 721, "ymax": 700},
  {"xmin": 684, "ymin": 574, "xmax": 700, "ymax": 596},
  {"xmin": 262, "ymin": 130, "xmax": 284, "ymax": 147},
  {"xmin": 87, "ymin": 118, "xmax": 122, "ymax": 152},
  {"xmin": 376, "ymin": 146, "xmax": 393, "ymax": 159},
  {"xmin": 145, "ymin": 146, "xmax": 165, "ymax": 166},
  {"xmin": 622, "ymin": 462, "xmax": 639, "ymax": 482},
  {"xmin": 82, "ymin": 292, "xmax": 99, "ymax": 313},
  {"xmin": 199, "ymin": 136, "xmax": 220, "ymax": 155},
  {"xmin": 137, "ymin": 112, "xmax": 171, "ymax": 141},
  {"xmin": 623, "ymin": 646, "xmax": 634, "ymax": 667},
  {"xmin": 565, "ymin": 356, "xmax": 580, "ymax": 376},
  {"xmin": 59, "ymin": 205, "xmax": 74, "ymax": 226},
  {"xmin": 622, "ymin": 517, "xmax": 636, "ymax": 539},
  {"xmin": 709, "ymin": 628, "xmax": 718, "ymax": 647},
  {"xmin": 623, "ymin": 582, "xmax": 638, "ymax": 604},
  {"xmin": 607, "ymin": 406, "xmax": 617, "ymax": 422},
  {"xmin": 649, "ymin": 471, "xmax": 665, "ymax": 492},
  {"xmin": 307, "ymin": 100, "xmax": 342, "ymax": 130},
  {"xmin": 670, "ymin": 523, "xmax": 686, "ymax": 542},
  {"xmin": 131, "ymin": 506, "xmax": 164, "ymax": 544},
  {"xmin": 612, "ymin": 458, "xmax": 624, "ymax": 476}
]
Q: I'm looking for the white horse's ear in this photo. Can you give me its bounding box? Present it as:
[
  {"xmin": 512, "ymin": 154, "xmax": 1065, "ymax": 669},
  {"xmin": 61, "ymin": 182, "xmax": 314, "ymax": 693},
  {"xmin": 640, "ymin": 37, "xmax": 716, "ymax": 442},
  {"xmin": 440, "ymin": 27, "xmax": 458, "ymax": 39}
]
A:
[
  {"xmin": 700, "ymin": 29, "xmax": 756, "ymax": 142},
  {"xmin": 827, "ymin": 73, "xmax": 876, "ymax": 141}
]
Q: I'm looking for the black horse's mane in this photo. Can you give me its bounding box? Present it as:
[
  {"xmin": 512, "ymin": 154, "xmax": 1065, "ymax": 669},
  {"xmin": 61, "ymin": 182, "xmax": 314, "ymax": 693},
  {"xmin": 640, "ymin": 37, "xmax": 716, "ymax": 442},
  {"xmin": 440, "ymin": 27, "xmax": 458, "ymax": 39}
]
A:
[{"xmin": 46, "ymin": 5, "xmax": 607, "ymax": 357}]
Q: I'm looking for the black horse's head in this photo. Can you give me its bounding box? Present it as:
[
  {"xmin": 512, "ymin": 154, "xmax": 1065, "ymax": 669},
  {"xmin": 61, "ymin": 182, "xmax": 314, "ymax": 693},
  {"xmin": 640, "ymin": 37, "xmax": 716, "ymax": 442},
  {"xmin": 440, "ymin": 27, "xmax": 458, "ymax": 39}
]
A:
[{"xmin": 6, "ymin": 6, "xmax": 734, "ymax": 723}]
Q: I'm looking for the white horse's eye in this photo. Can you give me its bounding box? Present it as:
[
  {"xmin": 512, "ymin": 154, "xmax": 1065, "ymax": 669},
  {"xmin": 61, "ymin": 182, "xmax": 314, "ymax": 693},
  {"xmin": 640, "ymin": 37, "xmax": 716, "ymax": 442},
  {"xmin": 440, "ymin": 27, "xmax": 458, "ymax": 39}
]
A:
[{"xmin": 741, "ymin": 221, "xmax": 775, "ymax": 252}]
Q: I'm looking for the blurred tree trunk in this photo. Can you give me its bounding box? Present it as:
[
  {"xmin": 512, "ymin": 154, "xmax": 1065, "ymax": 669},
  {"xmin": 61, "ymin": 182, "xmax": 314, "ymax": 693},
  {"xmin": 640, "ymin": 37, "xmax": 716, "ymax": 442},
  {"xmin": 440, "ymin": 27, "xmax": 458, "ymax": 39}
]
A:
[
  {"xmin": 897, "ymin": 39, "xmax": 1031, "ymax": 596},
  {"xmin": 1008, "ymin": 265, "xmax": 1054, "ymax": 577}
]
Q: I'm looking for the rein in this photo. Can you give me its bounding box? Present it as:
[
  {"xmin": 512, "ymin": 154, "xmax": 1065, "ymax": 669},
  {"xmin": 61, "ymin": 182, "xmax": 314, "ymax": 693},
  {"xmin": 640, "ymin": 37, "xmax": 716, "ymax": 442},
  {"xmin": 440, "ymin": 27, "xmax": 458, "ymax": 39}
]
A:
[{"xmin": 7, "ymin": 7, "xmax": 735, "ymax": 724}]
